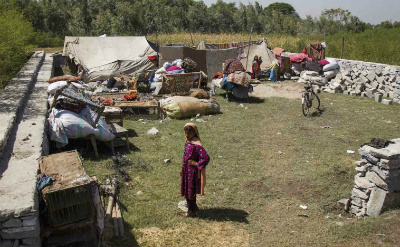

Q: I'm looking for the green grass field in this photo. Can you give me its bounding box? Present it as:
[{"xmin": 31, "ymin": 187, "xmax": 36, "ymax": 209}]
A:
[{"xmin": 83, "ymin": 89, "xmax": 400, "ymax": 247}]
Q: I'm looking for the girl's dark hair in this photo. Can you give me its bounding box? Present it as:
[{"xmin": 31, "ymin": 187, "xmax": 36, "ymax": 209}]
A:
[{"xmin": 184, "ymin": 126, "xmax": 195, "ymax": 132}]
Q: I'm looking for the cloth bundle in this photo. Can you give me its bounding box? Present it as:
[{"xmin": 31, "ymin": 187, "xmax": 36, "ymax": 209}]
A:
[
  {"xmin": 181, "ymin": 57, "xmax": 198, "ymax": 73},
  {"xmin": 226, "ymin": 71, "xmax": 251, "ymax": 87},
  {"xmin": 55, "ymin": 97, "xmax": 86, "ymax": 114},
  {"xmin": 162, "ymin": 97, "xmax": 220, "ymax": 119},
  {"xmin": 223, "ymin": 58, "xmax": 245, "ymax": 75}
]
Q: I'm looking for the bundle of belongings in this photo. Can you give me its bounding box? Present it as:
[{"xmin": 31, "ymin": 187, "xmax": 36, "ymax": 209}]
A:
[
  {"xmin": 160, "ymin": 96, "xmax": 220, "ymax": 119},
  {"xmin": 47, "ymin": 76, "xmax": 115, "ymax": 148},
  {"xmin": 210, "ymin": 58, "xmax": 251, "ymax": 99},
  {"xmin": 297, "ymin": 58, "xmax": 339, "ymax": 85},
  {"xmin": 150, "ymin": 57, "xmax": 206, "ymax": 95}
]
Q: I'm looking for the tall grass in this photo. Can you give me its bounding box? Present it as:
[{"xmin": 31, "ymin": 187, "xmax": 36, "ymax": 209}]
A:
[{"xmin": 147, "ymin": 28, "xmax": 400, "ymax": 65}]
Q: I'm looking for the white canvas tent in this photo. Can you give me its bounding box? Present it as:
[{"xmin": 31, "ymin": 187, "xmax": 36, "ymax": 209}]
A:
[
  {"xmin": 241, "ymin": 39, "xmax": 277, "ymax": 72},
  {"xmin": 63, "ymin": 36, "xmax": 157, "ymax": 82}
]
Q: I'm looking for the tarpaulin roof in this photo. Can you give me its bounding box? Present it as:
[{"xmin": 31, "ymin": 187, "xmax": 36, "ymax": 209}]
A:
[{"xmin": 63, "ymin": 36, "xmax": 156, "ymax": 82}]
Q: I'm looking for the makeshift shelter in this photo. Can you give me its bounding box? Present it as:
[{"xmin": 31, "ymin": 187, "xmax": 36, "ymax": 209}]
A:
[
  {"xmin": 63, "ymin": 36, "xmax": 157, "ymax": 82},
  {"xmin": 197, "ymin": 39, "xmax": 276, "ymax": 73},
  {"xmin": 158, "ymin": 46, "xmax": 237, "ymax": 81}
]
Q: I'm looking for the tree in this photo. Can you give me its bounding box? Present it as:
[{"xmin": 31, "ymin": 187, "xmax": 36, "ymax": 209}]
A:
[
  {"xmin": 265, "ymin": 2, "xmax": 297, "ymax": 16},
  {"xmin": 380, "ymin": 20, "xmax": 393, "ymax": 29},
  {"xmin": 0, "ymin": 1, "xmax": 34, "ymax": 87}
]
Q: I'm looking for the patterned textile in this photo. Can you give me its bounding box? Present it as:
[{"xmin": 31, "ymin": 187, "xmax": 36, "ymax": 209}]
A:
[
  {"xmin": 181, "ymin": 142, "xmax": 210, "ymax": 200},
  {"xmin": 55, "ymin": 97, "xmax": 86, "ymax": 114},
  {"xmin": 309, "ymin": 43, "xmax": 326, "ymax": 61},
  {"xmin": 159, "ymin": 74, "xmax": 195, "ymax": 95},
  {"xmin": 223, "ymin": 58, "xmax": 245, "ymax": 75},
  {"xmin": 226, "ymin": 71, "xmax": 251, "ymax": 87},
  {"xmin": 181, "ymin": 57, "xmax": 198, "ymax": 73}
]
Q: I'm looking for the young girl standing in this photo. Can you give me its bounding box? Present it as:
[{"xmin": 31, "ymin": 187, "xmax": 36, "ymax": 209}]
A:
[{"xmin": 180, "ymin": 123, "xmax": 210, "ymax": 217}]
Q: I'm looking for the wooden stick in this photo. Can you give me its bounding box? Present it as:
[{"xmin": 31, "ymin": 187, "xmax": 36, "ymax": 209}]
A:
[
  {"xmin": 341, "ymin": 36, "xmax": 345, "ymax": 59},
  {"xmin": 116, "ymin": 199, "xmax": 124, "ymax": 236},
  {"xmin": 190, "ymin": 32, "xmax": 195, "ymax": 48},
  {"xmin": 112, "ymin": 204, "xmax": 119, "ymax": 237},
  {"xmin": 105, "ymin": 195, "xmax": 113, "ymax": 221}
]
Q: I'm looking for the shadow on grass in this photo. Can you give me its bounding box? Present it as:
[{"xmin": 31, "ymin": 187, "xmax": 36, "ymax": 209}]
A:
[
  {"xmin": 218, "ymin": 92, "xmax": 265, "ymax": 104},
  {"xmin": 309, "ymin": 107, "xmax": 325, "ymax": 117},
  {"xmin": 197, "ymin": 208, "xmax": 249, "ymax": 223}
]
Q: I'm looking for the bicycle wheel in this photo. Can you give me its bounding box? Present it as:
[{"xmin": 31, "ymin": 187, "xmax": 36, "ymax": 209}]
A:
[
  {"xmin": 302, "ymin": 93, "xmax": 310, "ymax": 116},
  {"xmin": 312, "ymin": 91, "xmax": 320, "ymax": 110}
]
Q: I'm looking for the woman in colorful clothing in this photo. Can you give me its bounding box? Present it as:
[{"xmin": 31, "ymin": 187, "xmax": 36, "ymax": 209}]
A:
[
  {"xmin": 180, "ymin": 123, "xmax": 210, "ymax": 217},
  {"xmin": 252, "ymin": 55, "xmax": 259, "ymax": 79}
]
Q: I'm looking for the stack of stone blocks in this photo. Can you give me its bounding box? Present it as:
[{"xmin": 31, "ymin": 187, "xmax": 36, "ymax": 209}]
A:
[
  {"xmin": 319, "ymin": 59, "xmax": 400, "ymax": 105},
  {"xmin": 341, "ymin": 138, "xmax": 400, "ymax": 218}
]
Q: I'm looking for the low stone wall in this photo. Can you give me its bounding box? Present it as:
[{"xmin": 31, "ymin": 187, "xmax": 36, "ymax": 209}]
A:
[
  {"xmin": 0, "ymin": 52, "xmax": 45, "ymax": 156},
  {"xmin": 0, "ymin": 53, "xmax": 53, "ymax": 246},
  {"xmin": 339, "ymin": 138, "xmax": 400, "ymax": 218}
]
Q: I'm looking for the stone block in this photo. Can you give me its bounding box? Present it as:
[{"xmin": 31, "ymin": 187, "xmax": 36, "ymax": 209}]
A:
[
  {"xmin": 367, "ymin": 72, "xmax": 376, "ymax": 82},
  {"xmin": 352, "ymin": 187, "xmax": 369, "ymax": 200},
  {"xmin": 365, "ymin": 90, "xmax": 374, "ymax": 98},
  {"xmin": 375, "ymin": 93, "xmax": 383, "ymax": 103},
  {"xmin": 367, "ymin": 187, "xmax": 387, "ymax": 216},
  {"xmin": 0, "ymin": 240, "xmax": 14, "ymax": 247},
  {"xmin": 375, "ymin": 67, "xmax": 383, "ymax": 76},
  {"xmin": 371, "ymin": 166, "xmax": 400, "ymax": 191},
  {"xmin": 366, "ymin": 171, "xmax": 389, "ymax": 190},
  {"xmin": 360, "ymin": 141, "xmax": 400, "ymax": 160},
  {"xmin": 350, "ymin": 196, "xmax": 366, "ymax": 207},
  {"xmin": 0, "ymin": 225, "xmax": 39, "ymax": 240},
  {"xmin": 382, "ymin": 99, "xmax": 393, "ymax": 105},
  {"xmin": 388, "ymin": 92, "xmax": 398, "ymax": 98},
  {"xmin": 2, "ymin": 218, "xmax": 22, "ymax": 228},
  {"xmin": 370, "ymin": 80, "xmax": 379, "ymax": 89},
  {"xmin": 21, "ymin": 237, "xmax": 40, "ymax": 246},
  {"xmin": 21, "ymin": 218, "xmax": 37, "ymax": 227},
  {"xmin": 378, "ymin": 159, "xmax": 400, "ymax": 169},
  {"xmin": 354, "ymin": 175, "xmax": 374, "ymax": 189},
  {"xmin": 349, "ymin": 91, "xmax": 357, "ymax": 96},
  {"xmin": 342, "ymin": 90, "xmax": 349, "ymax": 95},
  {"xmin": 350, "ymin": 205, "xmax": 362, "ymax": 214}
]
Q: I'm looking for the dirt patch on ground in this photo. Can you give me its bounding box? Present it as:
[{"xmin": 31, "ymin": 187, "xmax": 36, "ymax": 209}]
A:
[
  {"xmin": 251, "ymin": 81, "xmax": 304, "ymax": 99},
  {"xmin": 137, "ymin": 222, "xmax": 249, "ymax": 247}
]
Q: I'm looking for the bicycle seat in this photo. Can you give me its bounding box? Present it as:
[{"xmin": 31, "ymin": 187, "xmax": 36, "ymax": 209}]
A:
[{"xmin": 304, "ymin": 85, "xmax": 312, "ymax": 90}]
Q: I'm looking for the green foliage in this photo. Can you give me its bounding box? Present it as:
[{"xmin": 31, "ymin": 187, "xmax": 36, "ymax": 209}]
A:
[
  {"xmin": 0, "ymin": 1, "xmax": 34, "ymax": 89},
  {"xmin": 265, "ymin": 2, "xmax": 297, "ymax": 16}
]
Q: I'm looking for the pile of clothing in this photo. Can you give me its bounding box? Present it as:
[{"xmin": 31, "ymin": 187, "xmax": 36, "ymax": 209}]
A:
[{"xmin": 210, "ymin": 58, "xmax": 251, "ymax": 99}]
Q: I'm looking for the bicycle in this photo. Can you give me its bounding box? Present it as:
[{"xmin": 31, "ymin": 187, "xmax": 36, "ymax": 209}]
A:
[{"xmin": 301, "ymin": 81, "xmax": 321, "ymax": 116}]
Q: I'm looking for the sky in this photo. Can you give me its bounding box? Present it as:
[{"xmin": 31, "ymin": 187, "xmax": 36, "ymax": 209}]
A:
[{"xmin": 202, "ymin": 0, "xmax": 400, "ymax": 25}]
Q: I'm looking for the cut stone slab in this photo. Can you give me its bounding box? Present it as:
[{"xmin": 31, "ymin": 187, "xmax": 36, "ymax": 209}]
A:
[
  {"xmin": 354, "ymin": 175, "xmax": 374, "ymax": 189},
  {"xmin": 2, "ymin": 218, "xmax": 22, "ymax": 228},
  {"xmin": 337, "ymin": 198, "xmax": 350, "ymax": 211},
  {"xmin": 352, "ymin": 187, "xmax": 369, "ymax": 200},
  {"xmin": 382, "ymin": 99, "xmax": 393, "ymax": 105},
  {"xmin": 371, "ymin": 166, "xmax": 400, "ymax": 191},
  {"xmin": 0, "ymin": 225, "xmax": 39, "ymax": 240},
  {"xmin": 378, "ymin": 158, "xmax": 400, "ymax": 170},
  {"xmin": 21, "ymin": 237, "xmax": 40, "ymax": 246},
  {"xmin": 360, "ymin": 138, "xmax": 400, "ymax": 160},
  {"xmin": 367, "ymin": 187, "xmax": 387, "ymax": 216},
  {"xmin": 366, "ymin": 171, "xmax": 388, "ymax": 191},
  {"xmin": 375, "ymin": 93, "xmax": 383, "ymax": 102}
]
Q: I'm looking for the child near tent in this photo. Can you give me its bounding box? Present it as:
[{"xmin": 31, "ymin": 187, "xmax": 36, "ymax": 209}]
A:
[
  {"xmin": 252, "ymin": 56, "xmax": 260, "ymax": 79},
  {"xmin": 180, "ymin": 123, "xmax": 210, "ymax": 217}
]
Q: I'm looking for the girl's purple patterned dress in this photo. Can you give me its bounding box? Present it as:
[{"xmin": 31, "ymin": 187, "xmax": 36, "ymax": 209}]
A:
[{"xmin": 181, "ymin": 142, "xmax": 210, "ymax": 200}]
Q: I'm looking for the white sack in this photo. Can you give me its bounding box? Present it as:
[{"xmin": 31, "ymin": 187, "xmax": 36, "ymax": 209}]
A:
[{"xmin": 47, "ymin": 81, "xmax": 68, "ymax": 95}]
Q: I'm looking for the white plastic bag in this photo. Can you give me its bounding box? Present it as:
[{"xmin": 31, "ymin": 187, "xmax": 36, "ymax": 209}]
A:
[
  {"xmin": 323, "ymin": 63, "xmax": 339, "ymax": 72},
  {"xmin": 324, "ymin": 69, "xmax": 338, "ymax": 80}
]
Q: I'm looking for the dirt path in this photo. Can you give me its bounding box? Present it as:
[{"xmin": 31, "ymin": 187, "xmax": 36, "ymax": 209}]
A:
[{"xmin": 251, "ymin": 81, "xmax": 304, "ymax": 99}]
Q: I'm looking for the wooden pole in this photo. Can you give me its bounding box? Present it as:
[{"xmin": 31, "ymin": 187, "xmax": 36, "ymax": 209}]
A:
[
  {"xmin": 245, "ymin": 27, "xmax": 253, "ymax": 71},
  {"xmin": 116, "ymin": 199, "xmax": 124, "ymax": 236},
  {"xmin": 341, "ymin": 36, "xmax": 345, "ymax": 59},
  {"xmin": 190, "ymin": 32, "xmax": 195, "ymax": 48},
  {"xmin": 112, "ymin": 205, "xmax": 119, "ymax": 237}
]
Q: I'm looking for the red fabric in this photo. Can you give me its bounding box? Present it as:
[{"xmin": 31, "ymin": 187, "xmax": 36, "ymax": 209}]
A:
[
  {"xmin": 148, "ymin": 55, "xmax": 157, "ymax": 62},
  {"xmin": 166, "ymin": 66, "xmax": 181, "ymax": 72},
  {"xmin": 302, "ymin": 48, "xmax": 307, "ymax": 55},
  {"xmin": 318, "ymin": 60, "xmax": 330, "ymax": 66},
  {"xmin": 213, "ymin": 71, "xmax": 223, "ymax": 79},
  {"xmin": 289, "ymin": 53, "xmax": 312, "ymax": 63}
]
